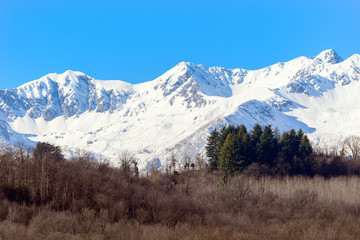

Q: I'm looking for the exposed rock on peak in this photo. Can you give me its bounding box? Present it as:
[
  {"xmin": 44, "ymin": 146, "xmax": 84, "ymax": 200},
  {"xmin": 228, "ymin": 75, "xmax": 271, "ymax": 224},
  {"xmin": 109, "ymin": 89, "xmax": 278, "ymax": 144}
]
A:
[{"xmin": 315, "ymin": 49, "xmax": 343, "ymax": 64}]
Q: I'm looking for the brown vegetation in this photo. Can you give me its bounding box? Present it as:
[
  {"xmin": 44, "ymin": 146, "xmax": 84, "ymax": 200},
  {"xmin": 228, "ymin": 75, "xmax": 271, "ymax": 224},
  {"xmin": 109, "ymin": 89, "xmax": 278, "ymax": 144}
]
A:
[{"xmin": 1, "ymin": 145, "xmax": 360, "ymax": 239}]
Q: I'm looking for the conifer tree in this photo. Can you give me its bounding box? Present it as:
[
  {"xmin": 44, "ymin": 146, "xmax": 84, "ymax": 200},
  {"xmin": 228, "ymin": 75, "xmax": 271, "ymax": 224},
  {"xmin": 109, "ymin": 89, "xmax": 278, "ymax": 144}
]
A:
[
  {"xmin": 251, "ymin": 124, "xmax": 263, "ymax": 161},
  {"xmin": 218, "ymin": 125, "xmax": 237, "ymax": 149},
  {"xmin": 280, "ymin": 129, "xmax": 298, "ymax": 162},
  {"xmin": 256, "ymin": 125, "xmax": 278, "ymax": 166},
  {"xmin": 298, "ymin": 135, "xmax": 312, "ymax": 158},
  {"xmin": 236, "ymin": 126, "xmax": 252, "ymax": 167},
  {"xmin": 251, "ymin": 124, "xmax": 263, "ymax": 143},
  {"xmin": 219, "ymin": 134, "xmax": 239, "ymax": 175},
  {"xmin": 205, "ymin": 128, "xmax": 220, "ymax": 170},
  {"xmin": 296, "ymin": 129, "xmax": 304, "ymax": 143}
]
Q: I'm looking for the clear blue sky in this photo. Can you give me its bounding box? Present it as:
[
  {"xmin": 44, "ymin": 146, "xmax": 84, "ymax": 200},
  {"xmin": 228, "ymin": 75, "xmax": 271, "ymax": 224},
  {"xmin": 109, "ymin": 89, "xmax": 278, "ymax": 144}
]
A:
[{"xmin": 1, "ymin": 0, "xmax": 359, "ymax": 89}]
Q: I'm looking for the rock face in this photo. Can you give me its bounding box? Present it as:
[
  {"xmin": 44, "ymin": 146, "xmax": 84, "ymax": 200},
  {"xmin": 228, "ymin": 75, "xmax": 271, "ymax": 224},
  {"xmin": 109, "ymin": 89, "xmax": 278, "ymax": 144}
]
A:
[{"xmin": 1, "ymin": 49, "xmax": 360, "ymax": 171}]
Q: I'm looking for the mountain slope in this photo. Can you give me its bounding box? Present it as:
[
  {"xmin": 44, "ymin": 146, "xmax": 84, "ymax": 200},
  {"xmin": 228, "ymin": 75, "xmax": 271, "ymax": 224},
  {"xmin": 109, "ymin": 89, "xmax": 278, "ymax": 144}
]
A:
[{"xmin": 1, "ymin": 49, "xmax": 359, "ymax": 171}]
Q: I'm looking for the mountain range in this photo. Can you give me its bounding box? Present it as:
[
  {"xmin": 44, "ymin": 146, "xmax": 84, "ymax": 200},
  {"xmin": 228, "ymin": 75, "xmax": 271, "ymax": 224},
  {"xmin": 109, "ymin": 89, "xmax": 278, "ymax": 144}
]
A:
[{"xmin": 1, "ymin": 49, "xmax": 359, "ymax": 171}]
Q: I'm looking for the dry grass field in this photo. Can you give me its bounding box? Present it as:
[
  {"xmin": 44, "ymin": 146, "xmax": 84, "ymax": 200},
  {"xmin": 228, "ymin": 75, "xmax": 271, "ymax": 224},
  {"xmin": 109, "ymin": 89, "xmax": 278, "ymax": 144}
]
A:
[{"xmin": 1, "ymin": 170, "xmax": 360, "ymax": 240}]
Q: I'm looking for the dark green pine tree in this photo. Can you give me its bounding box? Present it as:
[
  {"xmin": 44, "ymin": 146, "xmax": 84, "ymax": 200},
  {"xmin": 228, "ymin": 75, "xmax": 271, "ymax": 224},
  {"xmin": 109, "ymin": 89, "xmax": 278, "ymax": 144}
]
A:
[
  {"xmin": 280, "ymin": 129, "xmax": 298, "ymax": 162},
  {"xmin": 219, "ymin": 133, "xmax": 239, "ymax": 176},
  {"xmin": 296, "ymin": 129, "xmax": 304, "ymax": 153},
  {"xmin": 296, "ymin": 129, "xmax": 304, "ymax": 141},
  {"xmin": 205, "ymin": 128, "xmax": 220, "ymax": 170},
  {"xmin": 298, "ymin": 135, "xmax": 312, "ymax": 159},
  {"xmin": 216, "ymin": 125, "xmax": 239, "ymax": 168},
  {"xmin": 251, "ymin": 124, "xmax": 263, "ymax": 143},
  {"xmin": 256, "ymin": 125, "xmax": 278, "ymax": 166},
  {"xmin": 237, "ymin": 124, "xmax": 247, "ymax": 136},
  {"xmin": 218, "ymin": 125, "xmax": 237, "ymax": 148},
  {"xmin": 236, "ymin": 128, "xmax": 252, "ymax": 168},
  {"xmin": 250, "ymin": 124, "xmax": 263, "ymax": 161}
]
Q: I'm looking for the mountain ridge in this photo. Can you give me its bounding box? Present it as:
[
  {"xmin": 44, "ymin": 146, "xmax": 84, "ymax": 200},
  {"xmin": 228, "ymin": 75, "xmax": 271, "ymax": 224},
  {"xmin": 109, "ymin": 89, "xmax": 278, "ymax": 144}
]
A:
[{"xmin": 1, "ymin": 49, "xmax": 359, "ymax": 171}]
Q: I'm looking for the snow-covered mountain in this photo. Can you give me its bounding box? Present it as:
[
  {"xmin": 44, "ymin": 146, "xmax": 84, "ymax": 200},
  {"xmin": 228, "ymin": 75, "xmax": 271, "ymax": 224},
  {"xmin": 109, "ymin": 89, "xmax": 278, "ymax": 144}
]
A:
[{"xmin": 1, "ymin": 49, "xmax": 359, "ymax": 170}]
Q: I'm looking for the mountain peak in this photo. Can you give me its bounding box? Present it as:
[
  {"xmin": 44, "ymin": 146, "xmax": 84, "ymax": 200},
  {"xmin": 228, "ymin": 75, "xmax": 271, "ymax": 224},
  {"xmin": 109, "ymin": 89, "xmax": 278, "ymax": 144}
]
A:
[
  {"xmin": 61, "ymin": 70, "xmax": 86, "ymax": 76},
  {"xmin": 160, "ymin": 62, "xmax": 199, "ymax": 82},
  {"xmin": 58, "ymin": 70, "xmax": 87, "ymax": 81},
  {"xmin": 176, "ymin": 61, "xmax": 195, "ymax": 67},
  {"xmin": 38, "ymin": 70, "xmax": 88, "ymax": 84},
  {"xmin": 315, "ymin": 49, "xmax": 343, "ymax": 64}
]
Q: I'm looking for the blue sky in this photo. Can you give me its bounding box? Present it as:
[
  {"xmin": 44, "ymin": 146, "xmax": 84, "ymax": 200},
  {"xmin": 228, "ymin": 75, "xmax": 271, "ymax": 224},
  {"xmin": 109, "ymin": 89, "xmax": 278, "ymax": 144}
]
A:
[{"xmin": 1, "ymin": 0, "xmax": 359, "ymax": 89}]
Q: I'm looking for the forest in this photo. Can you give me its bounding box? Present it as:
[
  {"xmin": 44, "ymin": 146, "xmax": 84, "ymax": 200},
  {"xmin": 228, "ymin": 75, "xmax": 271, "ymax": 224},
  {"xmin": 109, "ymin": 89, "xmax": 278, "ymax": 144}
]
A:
[
  {"xmin": 0, "ymin": 126, "xmax": 360, "ymax": 239},
  {"xmin": 206, "ymin": 124, "xmax": 360, "ymax": 178}
]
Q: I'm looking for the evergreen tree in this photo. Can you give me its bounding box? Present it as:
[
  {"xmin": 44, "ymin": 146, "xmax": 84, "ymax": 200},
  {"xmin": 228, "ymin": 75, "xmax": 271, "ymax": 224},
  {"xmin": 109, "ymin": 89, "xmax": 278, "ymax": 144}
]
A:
[
  {"xmin": 218, "ymin": 125, "xmax": 237, "ymax": 148},
  {"xmin": 280, "ymin": 129, "xmax": 298, "ymax": 162},
  {"xmin": 251, "ymin": 124, "xmax": 263, "ymax": 143},
  {"xmin": 250, "ymin": 124, "xmax": 263, "ymax": 161},
  {"xmin": 238, "ymin": 124, "xmax": 247, "ymax": 135},
  {"xmin": 296, "ymin": 129, "xmax": 304, "ymax": 155},
  {"xmin": 236, "ymin": 129, "xmax": 252, "ymax": 167},
  {"xmin": 296, "ymin": 129, "xmax": 304, "ymax": 143},
  {"xmin": 290, "ymin": 129, "xmax": 300, "ymax": 157},
  {"xmin": 219, "ymin": 134, "xmax": 239, "ymax": 175},
  {"xmin": 216, "ymin": 125, "xmax": 239, "ymax": 168},
  {"xmin": 256, "ymin": 125, "xmax": 278, "ymax": 166},
  {"xmin": 299, "ymin": 135, "xmax": 312, "ymax": 158},
  {"xmin": 205, "ymin": 128, "xmax": 220, "ymax": 170}
]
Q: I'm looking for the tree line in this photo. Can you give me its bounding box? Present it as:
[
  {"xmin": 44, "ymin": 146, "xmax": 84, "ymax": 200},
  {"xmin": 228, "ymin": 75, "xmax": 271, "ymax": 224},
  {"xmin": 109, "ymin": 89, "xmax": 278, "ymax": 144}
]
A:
[{"xmin": 206, "ymin": 124, "xmax": 360, "ymax": 177}]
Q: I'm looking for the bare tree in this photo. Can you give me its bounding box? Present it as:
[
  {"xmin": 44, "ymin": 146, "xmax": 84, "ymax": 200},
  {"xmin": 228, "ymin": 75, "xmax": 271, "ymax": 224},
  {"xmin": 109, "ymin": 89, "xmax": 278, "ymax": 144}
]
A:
[
  {"xmin": 182, "ymin": 155, "xmax": 191, "ymax": 171},
  {"xmin": 194, "ymin": 154, "xmax": 206, "ymax": 170},
  {"xmin": 171, "ymin": 152, "xmax": 177, "ymax": 173},
  {"xmin": 132, "ymin": 159, "xmax": 139, "ymax": 177},
  {"xmin": 343, "ymin": 136, "xmax": 360, "ymax": 161},
  {"xmin": 119, "ymin": 151, "xmax": 138, "ymax": 175},
  {"xmin": 150, "ymin": 158, "xmax": 160, "ymax": 176}
]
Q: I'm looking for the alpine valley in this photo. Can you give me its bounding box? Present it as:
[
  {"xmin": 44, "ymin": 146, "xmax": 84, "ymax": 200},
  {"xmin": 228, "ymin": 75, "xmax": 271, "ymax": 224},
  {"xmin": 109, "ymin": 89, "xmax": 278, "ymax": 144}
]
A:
[{"xmin": 1, "ymin": 49, "xmax": 360, "ymax": 171}]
